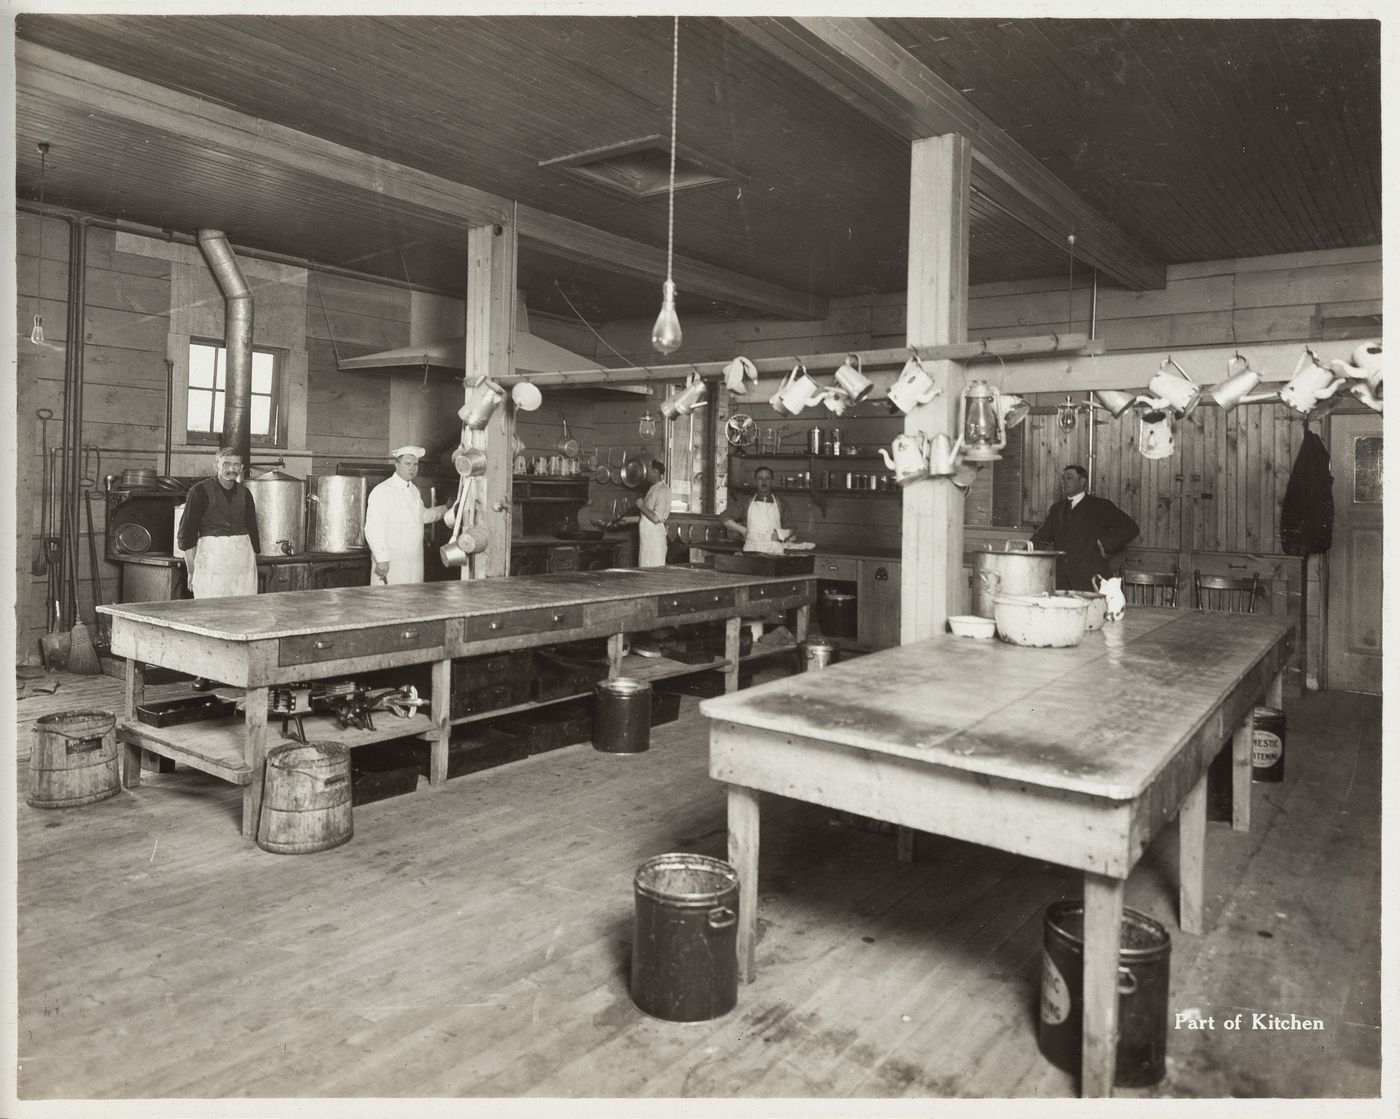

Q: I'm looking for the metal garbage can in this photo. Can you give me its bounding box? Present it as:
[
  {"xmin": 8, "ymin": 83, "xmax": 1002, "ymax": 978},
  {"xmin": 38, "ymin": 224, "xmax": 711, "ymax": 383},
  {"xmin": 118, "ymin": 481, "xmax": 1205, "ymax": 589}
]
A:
[
  {"xmin": 796, "ymin": 637, "xmax": 840, "ymax": 672},
  {"xmin": 630, "ymin": 853, "xmax": 739, "ymax": 1022},
  {"xmin": 1038, "ymin": 899, "xmax": 1172, "ymax": 1087},
  {"xmin": 593, "ymin": 677, "xmax": 652, "ymax": 754},
  {"xmin": 1251, "ymin": 706, "xmax": 1286, "ymax": 782},
  {"xmin": 819, "ymin": 591, "xmax": 857, "ymax": 639}
]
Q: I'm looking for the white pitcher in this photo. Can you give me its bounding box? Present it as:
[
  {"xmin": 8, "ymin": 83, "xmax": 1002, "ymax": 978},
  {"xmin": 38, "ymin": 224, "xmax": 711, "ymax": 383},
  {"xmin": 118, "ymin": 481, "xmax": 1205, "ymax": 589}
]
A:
[
  {"xmin": 1092, "ymin": 574, "xmax": 1126, "ymax": 621},
  {"xmin": 887, "ymin": 356, "xmax": 940, "ymax": 414}
]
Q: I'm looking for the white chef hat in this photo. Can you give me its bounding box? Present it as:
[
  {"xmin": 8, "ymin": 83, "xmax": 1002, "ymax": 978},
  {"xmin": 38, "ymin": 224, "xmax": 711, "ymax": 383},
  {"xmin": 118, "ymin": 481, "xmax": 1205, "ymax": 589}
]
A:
[{"xmin": 390, "ymin": 445, "xmax": 426, "ymax": 460}]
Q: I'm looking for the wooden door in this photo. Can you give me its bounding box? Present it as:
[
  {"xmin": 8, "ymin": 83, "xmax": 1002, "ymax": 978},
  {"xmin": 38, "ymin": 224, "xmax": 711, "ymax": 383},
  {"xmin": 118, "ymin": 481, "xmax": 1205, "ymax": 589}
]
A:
[{"xmin": 1325, "ymin": 412, "xmax": 1383, "ymax": 693}]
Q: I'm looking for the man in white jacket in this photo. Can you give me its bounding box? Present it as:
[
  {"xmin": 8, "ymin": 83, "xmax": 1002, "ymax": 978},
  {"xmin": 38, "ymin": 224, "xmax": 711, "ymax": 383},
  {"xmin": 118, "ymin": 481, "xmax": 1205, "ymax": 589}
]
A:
[{"xmin": 363, "ymin": 445, "xmax": 450, "ymax": 585}]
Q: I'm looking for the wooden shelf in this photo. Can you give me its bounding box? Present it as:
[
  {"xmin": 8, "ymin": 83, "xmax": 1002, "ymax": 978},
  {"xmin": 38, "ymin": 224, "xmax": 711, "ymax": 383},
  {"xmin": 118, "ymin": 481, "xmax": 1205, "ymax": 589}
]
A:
[
  {"xmin": 440, "ymin": 690, "xmax": 592, "ymax": 729},
  {"xmin": 615, "ymin": 652, "xmax": 731, "ymax": 682},
  {"xmin": 118, "ymin": 710, "xmax": 436, "ymax": 784}
]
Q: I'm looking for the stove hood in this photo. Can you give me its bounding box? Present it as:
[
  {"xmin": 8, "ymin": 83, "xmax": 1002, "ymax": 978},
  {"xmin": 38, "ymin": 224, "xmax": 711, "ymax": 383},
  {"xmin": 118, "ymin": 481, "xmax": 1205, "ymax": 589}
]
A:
[{"xmin": 336, "ymin": 331, "xmax": 604, "ymax": 377}]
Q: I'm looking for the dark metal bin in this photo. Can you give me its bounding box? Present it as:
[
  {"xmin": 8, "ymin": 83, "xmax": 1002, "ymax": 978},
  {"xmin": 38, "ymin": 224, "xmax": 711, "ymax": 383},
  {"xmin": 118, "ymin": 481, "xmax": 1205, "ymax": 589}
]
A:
[
  {"xmin": 592, "ymin": 677, "xmax": 652, "ymax": 754},
  {"xmin": 630, "ymin": 853, "xmax": 739, "ymax": 1022}
]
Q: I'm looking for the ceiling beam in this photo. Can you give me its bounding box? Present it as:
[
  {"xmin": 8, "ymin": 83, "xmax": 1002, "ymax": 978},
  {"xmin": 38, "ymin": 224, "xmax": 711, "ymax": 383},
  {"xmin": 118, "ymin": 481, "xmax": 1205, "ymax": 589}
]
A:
[
  {"xmin": 725, "ymin": 17, "xmax": 1167, "ymax": 292},
  {"xmin": 16, "ymin": 41, "xmax": 821, "ymax": 321}
]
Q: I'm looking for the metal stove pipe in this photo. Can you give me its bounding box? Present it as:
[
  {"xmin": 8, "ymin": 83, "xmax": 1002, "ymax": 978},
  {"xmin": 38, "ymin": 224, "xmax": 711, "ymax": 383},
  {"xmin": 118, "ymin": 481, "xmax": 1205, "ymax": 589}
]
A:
[{"xmin": 196, "ymin": 229, "xmax": 253, "ymax": 463}]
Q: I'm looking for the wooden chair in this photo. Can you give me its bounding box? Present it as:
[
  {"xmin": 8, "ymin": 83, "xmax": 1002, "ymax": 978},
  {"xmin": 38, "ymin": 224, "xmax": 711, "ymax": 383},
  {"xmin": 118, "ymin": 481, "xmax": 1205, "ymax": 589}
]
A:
[
  {"xmin": 1193, "ymin": 570, "xmax": 1263, "ymax": 613},
  {"xmin": 1119, "ymin": 566, "xmax": 1180, "ymax": 608}
]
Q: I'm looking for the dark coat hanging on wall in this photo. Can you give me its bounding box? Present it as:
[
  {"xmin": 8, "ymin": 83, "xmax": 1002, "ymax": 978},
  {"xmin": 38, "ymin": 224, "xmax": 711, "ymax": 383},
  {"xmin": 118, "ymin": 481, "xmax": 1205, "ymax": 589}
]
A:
[{"xmin": 1279, "ymin": 429, "xmax": 1334, "ymax": 555}]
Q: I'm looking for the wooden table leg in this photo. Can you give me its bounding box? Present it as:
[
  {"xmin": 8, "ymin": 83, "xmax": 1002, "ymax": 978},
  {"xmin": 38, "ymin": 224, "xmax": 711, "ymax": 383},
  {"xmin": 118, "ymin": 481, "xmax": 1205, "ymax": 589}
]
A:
[
  {"xmin": 794, "ymin": 602, "xmax": 811, "ymax": 642},
  {"xmin": 122, "ymin": 660, "xmax": 146, "ymax": 788},
  {"xmin": 1179, "ymin": 769, "xmax": 1207, "ymax": 935},
  {"xmin": 1081, "ymin": 873, "xmax": 1125, "ymax": 1098},
  {"xmin": 429, "ymin": 657, "xmax": 451, "ymax": 787},
  {"xmin": 724, "ymin": 616, "xmax": 741, "ymax": 693},
  {"xmin": 1232, "ymin": 711, "xmax": 1253, "ymax": 832},
  {"xmin": 728, "ymin": 783, "xmax": 760, "ymax": 985},
  {"xmin": 607, "ymin": 632, "xmax": 626, "ymax": 678},
  {"xmin": 1267, "ymin": 669, "xmax": 1284, "ymax": 709},
  {"xmin": 241, "ymin": 685, "xmax": 269, "ymax": 842}
]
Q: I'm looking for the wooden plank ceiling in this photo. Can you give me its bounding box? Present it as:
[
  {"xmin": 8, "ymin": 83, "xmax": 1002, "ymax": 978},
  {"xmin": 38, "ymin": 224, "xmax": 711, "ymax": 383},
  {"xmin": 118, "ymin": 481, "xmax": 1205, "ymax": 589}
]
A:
[{"xmin": 13, "ymin": 14, "xmax": 1381, "ymax": 325}]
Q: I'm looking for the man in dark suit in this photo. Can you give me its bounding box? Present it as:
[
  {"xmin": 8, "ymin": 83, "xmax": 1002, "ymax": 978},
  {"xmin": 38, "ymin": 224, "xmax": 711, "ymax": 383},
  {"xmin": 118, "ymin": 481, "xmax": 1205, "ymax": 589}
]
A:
[{"xmin": 1031, "ymin": 465, "xmax": 1140, "ymax": 591}]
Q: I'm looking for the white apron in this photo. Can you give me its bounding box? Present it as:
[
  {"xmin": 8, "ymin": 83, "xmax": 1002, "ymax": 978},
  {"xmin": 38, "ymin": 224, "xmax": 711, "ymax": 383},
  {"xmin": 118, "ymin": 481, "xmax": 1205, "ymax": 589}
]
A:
[
  {"xmin": 364, "ymin": 476, "xmax": 438, "ymax": 585},
  {"xmin": 637, "ymin": 481, "xmax": 672, "ymax": 567},
  {"xmin": 191, "ymin": 535, "xmax": 257, "ymax": 598},
  {"xmin": 743, "ymin": 496, "xmax": 783, "ymax": 551}
]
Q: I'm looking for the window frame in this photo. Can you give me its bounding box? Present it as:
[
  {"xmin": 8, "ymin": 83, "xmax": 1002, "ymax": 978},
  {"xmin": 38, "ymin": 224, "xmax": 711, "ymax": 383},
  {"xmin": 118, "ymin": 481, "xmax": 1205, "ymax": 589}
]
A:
[{"xmin": 183, "ymin": 339, "xmax": 286, "ymax": 448}]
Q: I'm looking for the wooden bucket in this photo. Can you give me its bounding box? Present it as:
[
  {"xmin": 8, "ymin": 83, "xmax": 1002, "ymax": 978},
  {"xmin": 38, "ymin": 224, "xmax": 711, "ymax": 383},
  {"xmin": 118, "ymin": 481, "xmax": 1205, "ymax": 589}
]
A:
[
  {"xmin": 256, "ymin": 741, "xmax": 354, "ymax": 855},
  {"xmin": 28, "ymin": 710, "xmax": 120, "ymax": 808}
]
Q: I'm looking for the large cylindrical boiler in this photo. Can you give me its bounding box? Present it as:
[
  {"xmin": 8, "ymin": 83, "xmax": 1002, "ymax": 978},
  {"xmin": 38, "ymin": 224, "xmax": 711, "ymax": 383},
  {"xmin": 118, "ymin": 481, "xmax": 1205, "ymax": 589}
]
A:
[
  {"xmin": 306, "ymin": 475, "xmax": 370, "ymax": 553},
  {"xmin": 245, "ymin": 470, "xmax": 306, "ymax": 556}
]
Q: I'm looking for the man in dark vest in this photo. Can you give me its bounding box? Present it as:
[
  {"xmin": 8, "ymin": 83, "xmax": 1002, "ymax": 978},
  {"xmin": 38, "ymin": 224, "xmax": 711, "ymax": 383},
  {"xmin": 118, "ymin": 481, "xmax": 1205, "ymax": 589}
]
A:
[{"xmin": 1031, "ymin": 464, "xmax": 1140, "ymax": 591}]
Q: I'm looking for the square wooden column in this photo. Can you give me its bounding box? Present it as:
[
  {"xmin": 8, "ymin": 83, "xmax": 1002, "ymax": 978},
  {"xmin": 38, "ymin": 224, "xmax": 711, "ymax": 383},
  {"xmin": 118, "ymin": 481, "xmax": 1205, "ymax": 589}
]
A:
[
  {"xmin": 464, "ymin": 220, "xmax": 518, "ymax": 578},
  {"xmin": 901, "ymin": 133, "xmax": 971, "ymax": 641}
]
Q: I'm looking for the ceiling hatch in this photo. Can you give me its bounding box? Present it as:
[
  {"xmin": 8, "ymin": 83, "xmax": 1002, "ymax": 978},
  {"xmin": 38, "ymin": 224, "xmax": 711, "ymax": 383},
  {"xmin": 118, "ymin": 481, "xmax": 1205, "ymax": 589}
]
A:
[{"xmin": 540, "ymin": 136, "xmax": 740, "ymax": 200}]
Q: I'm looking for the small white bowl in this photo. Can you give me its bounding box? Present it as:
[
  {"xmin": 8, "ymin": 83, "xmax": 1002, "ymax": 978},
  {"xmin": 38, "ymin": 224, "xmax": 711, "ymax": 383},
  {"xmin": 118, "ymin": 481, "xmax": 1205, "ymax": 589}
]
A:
[{"xmin": 948, "ymin": 614, "xmax": 997, "ymax": 639}]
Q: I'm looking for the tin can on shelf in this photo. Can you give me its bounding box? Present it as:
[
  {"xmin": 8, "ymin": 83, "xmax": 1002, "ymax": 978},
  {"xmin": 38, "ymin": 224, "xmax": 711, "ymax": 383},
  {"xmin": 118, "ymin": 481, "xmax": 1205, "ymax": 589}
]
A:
[
  {"xmin": 844, "ymin": 472, "xmax": 855, "ymax": 490},
  {"xmin": 831, "ymin": 428, "xmax": 842, "ymax": 455},
  {"xmin": 809, "ymin": 427, "xmax": 823, "ymax": 454}
]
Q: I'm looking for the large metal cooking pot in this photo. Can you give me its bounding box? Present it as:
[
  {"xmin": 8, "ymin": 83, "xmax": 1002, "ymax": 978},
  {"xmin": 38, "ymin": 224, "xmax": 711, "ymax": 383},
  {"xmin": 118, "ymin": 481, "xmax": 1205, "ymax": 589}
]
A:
[
  {"xmin": 306, "ymin": 475, "xmax": 369, "ymax": 553},
  {"xmin": 245, "ymin": 469, "xmax": 306, "ymax": 556},
  {"xmin": 972, "ymin": 540, "xmax": 1061, "ymax": 619}
]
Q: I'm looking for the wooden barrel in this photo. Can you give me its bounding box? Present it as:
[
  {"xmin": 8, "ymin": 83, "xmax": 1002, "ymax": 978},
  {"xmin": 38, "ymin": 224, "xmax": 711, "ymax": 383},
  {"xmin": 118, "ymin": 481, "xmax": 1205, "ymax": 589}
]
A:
[
  {"xmin": 256, "ymin": 741, "xmax": 354, "ymax": 854},
  {"xmin": 28, "ymin": 710, "xmax": 120, "ymax": 809}
]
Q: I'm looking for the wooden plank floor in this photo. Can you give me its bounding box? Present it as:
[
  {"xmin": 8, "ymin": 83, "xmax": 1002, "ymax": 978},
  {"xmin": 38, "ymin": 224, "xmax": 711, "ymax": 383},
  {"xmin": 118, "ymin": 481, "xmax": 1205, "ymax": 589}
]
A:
[{"xmin": 11, "ymin": 665, "xmax": 1383, "ymax": 1105}]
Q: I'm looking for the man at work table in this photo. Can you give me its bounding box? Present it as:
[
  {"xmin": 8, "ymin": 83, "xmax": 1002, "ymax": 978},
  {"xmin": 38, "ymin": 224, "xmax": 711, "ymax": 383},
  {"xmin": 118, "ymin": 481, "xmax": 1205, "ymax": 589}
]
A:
[
  {"xmin": 722, "ymin": 466, "xmax": 801, "ymax": 552},
  {"xmin": 177, "ymin": 446, "xmax": 261, "ymax": 690},
  {"xmin": 1031, "ymin": 464, "xmax": 1139, "ymax": 591},
  {"xmin": 364, "ymin": 444, "xmax": 452, "ymax": 585}
]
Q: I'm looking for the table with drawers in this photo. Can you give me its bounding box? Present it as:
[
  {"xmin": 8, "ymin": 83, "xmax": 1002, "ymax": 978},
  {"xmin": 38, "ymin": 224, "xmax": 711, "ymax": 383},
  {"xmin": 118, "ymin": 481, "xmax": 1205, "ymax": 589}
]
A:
[{"xmin": 99, "ymin": 568, "xmax": 814, "ymax": 839}]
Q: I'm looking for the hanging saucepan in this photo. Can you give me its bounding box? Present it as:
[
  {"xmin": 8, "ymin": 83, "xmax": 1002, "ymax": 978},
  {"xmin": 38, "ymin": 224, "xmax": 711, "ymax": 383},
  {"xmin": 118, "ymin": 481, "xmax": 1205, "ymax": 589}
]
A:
[
  {"xmin": 452, "ymin": 445, "xmax": 488, "ymax": 478},
  {"xmin": 440, "ymin": 479, "xmax": 487, "ymax": 566},
  {"xmin": 579, "ymin": 448, "xmax": 598, "ymax": 472},
  {"xmin": 556, "ymin": 419, "xmax": 579, "ymax": 459},
  {"xmin": 594, "ymin": 448, "xmax": 614, "ymax": 485},
  {"xmin": 620, "ymin": 453, "xmax": 647, "ymax": 489}
]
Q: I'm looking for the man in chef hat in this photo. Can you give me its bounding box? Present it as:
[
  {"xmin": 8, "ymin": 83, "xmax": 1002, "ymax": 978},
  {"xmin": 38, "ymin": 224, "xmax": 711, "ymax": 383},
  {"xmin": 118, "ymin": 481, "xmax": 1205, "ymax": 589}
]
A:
[{"xmin": 363, "ymin": 445, "xmax": 452, "ymax": 585}]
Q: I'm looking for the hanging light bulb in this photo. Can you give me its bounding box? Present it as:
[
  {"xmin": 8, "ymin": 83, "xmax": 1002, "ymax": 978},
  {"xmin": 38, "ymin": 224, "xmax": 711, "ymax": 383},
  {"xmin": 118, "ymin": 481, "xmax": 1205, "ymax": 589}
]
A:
[
  {"xmin": 638, "ymin": 409, "xmax": 657, "ymax": 439},
  {"xmin": 29, "ymin": 315, "xmax": 44, "ymax": 345},
  {"xmin": 651, "ymin": 17, "xmax": 683, "ymax": 356},
  {"xmin": 1058, "ymin": 397, "xmax": 1078, "ymax": 432},
  {"xmin": 652, "ymin": 280, "xmax": 681, "ymax": 356}
]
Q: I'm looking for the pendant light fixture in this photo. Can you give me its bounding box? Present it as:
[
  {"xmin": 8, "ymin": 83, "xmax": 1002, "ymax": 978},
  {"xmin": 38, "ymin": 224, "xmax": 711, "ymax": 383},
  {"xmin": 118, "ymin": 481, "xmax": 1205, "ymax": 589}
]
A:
[{"xmin": 651, "ymin": 17, "xmax": 683, "ymax": 356}]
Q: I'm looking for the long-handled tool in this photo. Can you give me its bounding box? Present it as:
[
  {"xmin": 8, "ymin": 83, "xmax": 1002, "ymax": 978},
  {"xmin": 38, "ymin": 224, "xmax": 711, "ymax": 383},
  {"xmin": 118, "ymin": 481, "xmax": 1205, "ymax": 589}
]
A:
[
  {"xmin": 84, "ymin": 489, "xmax": 110, "ymax": 653},
  {"xmin": 32, "ymin": 409, "xmax": 53, "ymax": 574}
]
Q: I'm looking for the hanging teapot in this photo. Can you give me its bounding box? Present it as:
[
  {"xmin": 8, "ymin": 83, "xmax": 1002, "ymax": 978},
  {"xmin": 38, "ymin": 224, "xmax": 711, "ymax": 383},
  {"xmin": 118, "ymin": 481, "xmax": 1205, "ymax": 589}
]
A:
[
  {"xmin": 1138, "ymin": 406, "xmax": 1175, "ymax": 460},
  {"xmin": 1279, "ymin": 350, "xmax": 1344, "ymax": 414},
  {"xmin": 459, "ymin": 378, "xmax": 507, "ymax": 430},
  {"xmin": 879, "ymin": 432, "xmax": 931, "ymax": 485},
  {"xmin": 1147, "ymin": 358, "xmax": 1201, "ymax": 417}
]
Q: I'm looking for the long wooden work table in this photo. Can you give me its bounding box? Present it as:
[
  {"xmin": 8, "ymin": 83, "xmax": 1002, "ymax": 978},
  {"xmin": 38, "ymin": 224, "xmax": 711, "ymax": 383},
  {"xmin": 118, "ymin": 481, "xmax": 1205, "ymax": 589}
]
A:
[
  {"xmin": 700, "ymin": 607, "xmax": 1293, "ymax": 1098},
  {"xmin": 99, "ymin": 567, "xmax": 814, "ymax": 838}
]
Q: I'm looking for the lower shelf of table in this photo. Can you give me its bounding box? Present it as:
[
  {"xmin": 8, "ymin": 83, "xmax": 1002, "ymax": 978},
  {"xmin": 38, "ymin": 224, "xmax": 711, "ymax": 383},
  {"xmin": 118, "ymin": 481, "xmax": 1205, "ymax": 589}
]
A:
[{"xmin": 118, "ymin": 711, "xmax": 436, "ymax": 785}]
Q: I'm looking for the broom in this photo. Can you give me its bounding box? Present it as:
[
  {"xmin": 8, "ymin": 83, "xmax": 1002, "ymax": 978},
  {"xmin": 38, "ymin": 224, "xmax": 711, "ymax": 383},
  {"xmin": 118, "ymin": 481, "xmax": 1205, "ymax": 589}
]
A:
[{"xmin": 65, "ymin": 495, "xmax": 103, "ymax": 676}]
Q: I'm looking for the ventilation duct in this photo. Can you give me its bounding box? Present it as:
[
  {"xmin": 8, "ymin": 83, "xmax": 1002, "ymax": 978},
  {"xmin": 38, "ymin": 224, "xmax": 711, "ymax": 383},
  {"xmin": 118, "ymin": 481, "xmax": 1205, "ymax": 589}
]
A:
[{"xmin": 196, "ymin": 229, "xmax": 254, "ymax": 461}]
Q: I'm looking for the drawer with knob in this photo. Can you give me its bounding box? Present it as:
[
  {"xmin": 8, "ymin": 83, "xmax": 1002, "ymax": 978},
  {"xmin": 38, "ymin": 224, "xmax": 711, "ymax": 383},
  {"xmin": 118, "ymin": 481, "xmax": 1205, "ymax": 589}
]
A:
[
  {"xmin": 744, "ymin": 579, "xmax": 812, "ymax": 605},
  {"xmin": 655, "ymin": 587, "xmax": 738, "ymax": 618},
  {"xmin": 463, "ymin": 604, "xmax": 585, "ymax": 641},
  {"xmin": 278, "ymin": 620, "xmax": 447, "ymax": 666},
  {"xmin": 814, "ymin": 555, "xmax": 860, "ymax": 582}
]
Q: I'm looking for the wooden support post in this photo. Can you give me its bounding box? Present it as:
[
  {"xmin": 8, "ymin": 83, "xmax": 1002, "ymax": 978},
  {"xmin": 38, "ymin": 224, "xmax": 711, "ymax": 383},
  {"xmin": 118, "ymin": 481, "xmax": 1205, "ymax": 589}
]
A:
[
  {"xmin": 607, "ymin": 632, "xmax": 626, "ymax": 678},
  {"xmin": 1232, "ymin": 712, "xmax": 1253, "ymax": 832},
  {"xmin": 122, "ymin": 659, "xmax": 146, "ymax": 788},
  {"xmin": 464, "ymin": 219, "xmax": 517, "ymax": 578},
  {"xmin": 429, "ymin": 657, "xmax": 451, "ymax": 787},
  {"xmin": 1081, "ymin": 872, "xmax": 1125, "ymax": 1097},
  {"xmin": 241, "ymin": 685, "xmax": 269, "ymax": 841},
  {"xmin": 901, "ymin": 133, "xmax": 970, "ymax": 643},
  {"xmin": 723, "ymin": 615, "xmax": 741, "ymax": 693},
  {"xmin": 728, "ymin": 782, "xmax": 761, "ymax": 985},
  {"xmin": 1178, "ymin": 770, "xmax": 1207, "ymax": 934}
]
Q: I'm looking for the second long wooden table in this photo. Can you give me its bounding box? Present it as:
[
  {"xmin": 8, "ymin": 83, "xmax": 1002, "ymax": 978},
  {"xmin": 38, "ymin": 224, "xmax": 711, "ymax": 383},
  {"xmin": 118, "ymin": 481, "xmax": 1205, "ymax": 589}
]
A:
[{"xmin": 699, "ymin": 608, "xmax": 1293, "ymax": 1097}]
